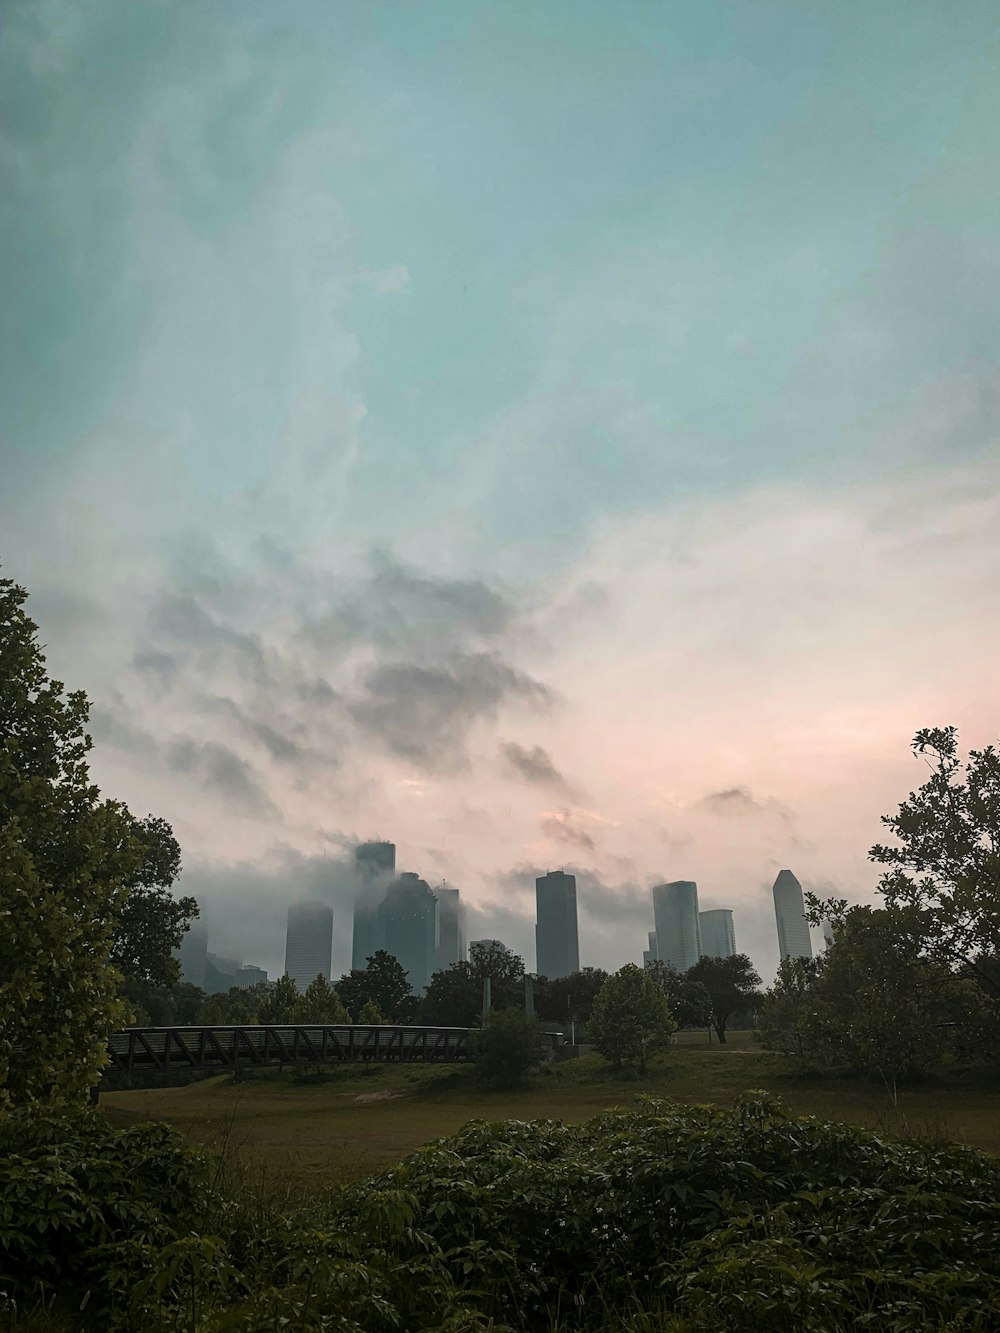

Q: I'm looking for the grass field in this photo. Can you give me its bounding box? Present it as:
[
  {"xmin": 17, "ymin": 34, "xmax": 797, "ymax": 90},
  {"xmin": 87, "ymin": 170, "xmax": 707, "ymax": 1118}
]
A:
[{"xmin": 101, "ymin": 1030, "xmax": 1000, "ymax": 1190}]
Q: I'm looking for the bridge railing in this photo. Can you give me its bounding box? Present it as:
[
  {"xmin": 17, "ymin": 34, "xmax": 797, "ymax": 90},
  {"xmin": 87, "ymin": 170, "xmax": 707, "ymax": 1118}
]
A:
[{"xmin": 106, "ymin": 1024, "xmax": 472, "ymax": 1073}]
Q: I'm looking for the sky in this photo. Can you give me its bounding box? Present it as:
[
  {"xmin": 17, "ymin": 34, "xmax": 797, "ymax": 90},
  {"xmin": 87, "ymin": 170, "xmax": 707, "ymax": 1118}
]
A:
[{"xmin": 2, "ymin": 0, "xmax": 998, "ymax": 985}]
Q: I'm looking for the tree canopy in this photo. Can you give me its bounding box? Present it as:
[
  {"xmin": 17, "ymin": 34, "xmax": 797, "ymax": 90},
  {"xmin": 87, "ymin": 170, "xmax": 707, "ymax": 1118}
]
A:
[
  {"xmin": 685, "ymin": 954, "xmax": 762, "ymax": 1043},
  {"xmin": 335, "ymin": 950, "xmax": 413, "ymax": 1021},
  {"xmin": 587, "ymin": 963, "xmax": 675, "ymax": 1073}
]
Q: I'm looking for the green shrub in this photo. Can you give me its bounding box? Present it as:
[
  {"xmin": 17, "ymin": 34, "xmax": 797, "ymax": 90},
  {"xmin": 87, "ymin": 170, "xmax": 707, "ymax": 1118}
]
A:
[{"xmin": 469, "ymin": 1007, "xmax": 548, "ymax": 1088}]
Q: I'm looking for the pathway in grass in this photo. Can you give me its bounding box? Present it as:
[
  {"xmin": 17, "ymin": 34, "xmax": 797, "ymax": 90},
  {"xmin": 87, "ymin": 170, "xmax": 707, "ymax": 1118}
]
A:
[{"xmin": 101, "ymin": 1033, "xmax": 1000, "ymax": 1189}]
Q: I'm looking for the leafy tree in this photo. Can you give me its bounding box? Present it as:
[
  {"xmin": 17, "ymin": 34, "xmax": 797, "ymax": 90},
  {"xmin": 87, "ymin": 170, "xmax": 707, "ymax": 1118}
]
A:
[
  {"xmin": 358, "ymin": 999, "xmax": 386, "ymax": 1024},
  {"xmin": 420, "ymin": 962, "xmax": 484, "ymax": 1026},
  {"xmin": 685, "ymin": 954, "xmax": 762, "ymax": 1044},
  {"xmin": 335, "ymin": 950, "xmax": 412, "ymax": 1021},
  {"xmin": 296, "ymin": 975, "xmax": 350, "ymax": 1024},
  {"xmin": 757, "ymin": 956, "xmax": 821, "ymax": 1062},
  {"xmin": 533, "ymin": 968, "xmax": 608, "ymax": 1029},
  {"xmin": 866, "ymin": 725, "xmax": 1000, "ymax": 996},
  {"xmin": 197, "ymin": 982, "xmax": 272, "ymax": 1025},
  {"xmin": 645, "ymin": 959, "xmax": 712, "ymax": 1030},
  {"xmin": 127, "ymin": 980, "xmax": 206, "ymax": 1027},
  {"xmin": 587, "ymin": 963, "xmax": 675, "ymax": 1073},
  {"xmin": 0, "ymin": 576, "xmax": 146, "ymax": 1106},
  {"xmin": 469, "ymin": 939, "xmax": 525, "ymax": 986},
  {"xmin": 258, "ymin": 974, "xmax": 300, "ymax": 1023},
  {"xmin": 471, "ymin": 1007, "xmax": 548, "ymax": 1088}
]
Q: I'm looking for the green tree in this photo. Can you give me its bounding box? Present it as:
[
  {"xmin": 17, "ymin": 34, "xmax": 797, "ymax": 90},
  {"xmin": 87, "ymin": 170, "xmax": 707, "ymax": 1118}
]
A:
[
  {"xmin": 358, "ymin": 998, "xmax": 386, "ymax": 1024},
  {"xmin": 0, "ymin": 576, "xmax": 145, "ymax": 1106},
  {"xmin": 587, "ymin": 963, "xmax": 675, "ymax": 1073},
  {"xmin": 468, "ymin": 939, "xmax": 525, "ymax": 986},
  {"xmin": 258, "ymin": 974, "xmax": 300, "ymax": 1024},
  {"xmin": 533, "ymin": 967, "xmax": 608, "ymax": 1029},
  {"xmin": 471, "ymin": 1007, "xmax": 548, "ymax": 1088},
  {"xmin": 197, "ymin": 982, "xmax": 271, "ymax": 1025},
  {"xmin": 420, "ymin": 962, "xmax": 483, "ymax": 1026},
  {"xmin": 296, "ymin": 975, "xmax": 350, "ymax": 1024},
  {"xmin": 757, "ymin": 956, "xmax": 821, "ymax": 1062},
  {"xmin": 866, "ymin": 725, "xmax": 1000, "ymax": 995},
  {"xmin": 645, "ymin": 959, "xmax": 712, "ymax": 1030},
  {"xmin": 335, "ymin": 950, "xmax": 413, "ymax": 1021},
  {"xmin": 685, "ymin": 954, "xmax": 762, "ymax": 1044}
]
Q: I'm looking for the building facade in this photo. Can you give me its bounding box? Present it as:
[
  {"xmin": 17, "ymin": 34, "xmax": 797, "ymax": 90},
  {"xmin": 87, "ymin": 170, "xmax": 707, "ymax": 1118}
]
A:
[
  {"xmin": 535, "ymin": 870, "xmax": 580, "ymax": 979},
  {"xmin": 352, "ymin": 840, "xmax": 396, "ymax": 970},
  {"xmin": 285, "ymin": 901, "xmax": 334, "ymax": 991},
  {"xmin": 434, "ymin": 884, "xmax": 465, "ymax": 971},
  {"xmin": 651, "ymin": 881, "xmax": 702, "ymax": 973},
  {"xmin": 698, "ymin": 909, "xmax": 737, "ymax": 959},
  {"xmin": 642, "ymin": 930, "xmax": 657, "ymax": 968},
  {"xmin": 772, "ymin": 869, "xmax": 813, "ymax": 961},
  {"xmin": 175, "ymin": 919, "xmax": 208, "ymax": 989},
  {"xmin": 378, "ymin": 872, "xmax": 438, "ymax": 993},
  {"xmin": 235, "ymin": 964, "xmax": 269, "ymax": 989}
]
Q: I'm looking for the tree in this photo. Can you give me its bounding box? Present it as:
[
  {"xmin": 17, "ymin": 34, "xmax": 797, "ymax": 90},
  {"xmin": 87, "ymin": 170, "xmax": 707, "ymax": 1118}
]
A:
[
  {"xmin": 469, "ymin": 940, "xmax": 525, "ymax": 986},
  {"xmin": 358, "ymin": 999, "xmax": 386, "ymax": 1024},
  {"xmin": 420, "ymin": 962, "xmax": 483, "ymax": 1027},
  {"xmin": 471, "ymin": 1007, "xmax": 548, "ymax": 1088},
  {"xmin": 866, "ymin": 725, "xmax": 1000, "ymax": 996},
  {"xmin": 533, "ymin": 968, "xmax": 608, "ymax": 1029},
  {"xmin": 587, "ymin": 963, "xmax": 675, "ymax": 1074},
  {"xmin": 296, "ymin": 975, "xmax": 350, "ymax": 1024},
  {"xmin": 757, "ymin": 956, "xmax": 821, "ymax": 1062},
  {"xmin": 0, "ymin": 576, "xmax": 147, "ymax": 1106},
  {"xmin": 684, "ymin": 954, "xmax": 762, "ymax": 1044},
  {"xmin": 335, "ymin": 950, "xmax": 412, "ymax": 1021},
  {"xmin": 197, "ymin": 982, "xmax": 272, "ymax": 1026},
  {"xmin": 645, "ymin": 959, "xmax": 712, "ymax": 1030},
  {"xmin": 258, "ymin": 974, "xmax": 300, "ymax": 1024}
]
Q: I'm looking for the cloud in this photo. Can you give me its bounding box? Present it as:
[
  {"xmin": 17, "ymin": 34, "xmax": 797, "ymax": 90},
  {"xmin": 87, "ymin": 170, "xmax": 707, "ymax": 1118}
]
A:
[
  {"xmin": 695, "ymin": 786, "xmax": 794, "ymax": 823},
  {"xmin": 500, "ymin": 741, "xmax": 574, "ymax": 793},
  {"xmin": 540, "ymin": 809, "xmax": 597, "ymax": 851}
]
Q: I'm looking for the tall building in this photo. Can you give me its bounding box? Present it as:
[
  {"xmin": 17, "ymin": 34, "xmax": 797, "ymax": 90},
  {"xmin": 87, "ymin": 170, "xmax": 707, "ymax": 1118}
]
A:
[
  {"xmin": 352, "ymin": 840, "xmax": 396, "ymax": 969},
  {"xmin": 285, "ymin": 901, "xmax": 334, "ymax": 991},
  {"xmin": 535, "ymin": 870, "xmax": 580, "ymax": 979},
  {"xmin": 236, "ymin": 964, "xmax": 269, "ymax": 989},
  {"xmin": 699, "ymin": 909, "xmax": 737, "ymax": 959},
  {"xmin": 435, "ymin": 884, "xmax": 465, "ymax": 971},
  {"xmin": 651, "ymin": 881, "xmax": 702, "ymax": 973},
  {"xmin": 772, "ymin": 869, "xmax": 813, "ymax": 961},
  {"xmin": 204, "ymin": 951, "xmax": 241, "ymax": 995},
  {"xmin": 175, "ymin": 919, "xmax": 208, "ymax": 989},
  {"xmin": 642, "ymin": 930, "xmax": 657, "ymax": 968},
  {"xmin": 378, "ymin": 872, "xmax": 438, "ymax": 993}
]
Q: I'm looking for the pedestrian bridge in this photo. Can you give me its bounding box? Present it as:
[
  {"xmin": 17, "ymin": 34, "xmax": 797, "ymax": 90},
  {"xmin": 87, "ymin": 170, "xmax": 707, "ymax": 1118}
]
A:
[{"xmin": 106, "ymin": 1023, "xmax": 471, "ymax": 1074}]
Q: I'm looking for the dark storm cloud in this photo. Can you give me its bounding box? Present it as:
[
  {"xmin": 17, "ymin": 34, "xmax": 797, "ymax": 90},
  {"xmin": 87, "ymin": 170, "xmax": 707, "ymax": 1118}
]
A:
[
  {"xmin": 540, "ymin": 811, "xmax": 596, "ymax": 851},
  {"xmin": 696, "ymin": 786, "xmax": 794, "ymax": 823},
  {"xmin": 350, "ymin": 651, "xmax": 552, "ymax": 766},
  {"xmin": 165, "ymin": 738, "xmax": 277, "ymax": 816},
  {"xmin": 149, "ymin": 592, "xmax": 269, "ymax": 685},
  {"xmin": 500, "ymin": 741, "xmax": 574, "ymax": 793},
  {"xmin": 88, "ymin": 701, "xmax": 160, "ymax": 760}
]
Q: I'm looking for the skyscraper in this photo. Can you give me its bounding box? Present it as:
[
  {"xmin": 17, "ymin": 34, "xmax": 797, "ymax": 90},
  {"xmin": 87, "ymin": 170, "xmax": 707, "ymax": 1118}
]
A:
[
  {"xmin": 378, "ymin": 872, "xmax": 438, "ymax": 992},
  {"xmin": 285, "ymin": 901, "xmax": 334, "ymax": 991},
  {"xmin": 772, "ymin": 869, "xmax": 813, "ymax": 961},
  {"xmin": 642, "ymin": 930, "xmax": 657, "ymax": 968},
  {"xmin": 352, "ymin": 840, "xmax": 396, "ymax": 970},
  {"xmin": 435, "ymin": 884, "xmax": 465, "ymax": 970},
  {"xmin": 651, "ymin": 881, "xmax": 702, "ymax": 973},
  {"xmin": 535, "ymin": 870, "xmax": 580, "ymax": 979},
  {"xmin": 699, "ymin": 909, "xmax": 737, "ymax": 959},
  {"xmin": 175, "ymin": 919, "xmax": 208, "ymax": 989}
]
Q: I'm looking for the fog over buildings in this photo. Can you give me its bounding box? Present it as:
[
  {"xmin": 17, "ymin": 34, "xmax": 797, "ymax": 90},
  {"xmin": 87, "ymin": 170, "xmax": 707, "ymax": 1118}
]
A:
[{"xmin": 284, "ymin": 902, "xmax": 334, "ymax": 991}]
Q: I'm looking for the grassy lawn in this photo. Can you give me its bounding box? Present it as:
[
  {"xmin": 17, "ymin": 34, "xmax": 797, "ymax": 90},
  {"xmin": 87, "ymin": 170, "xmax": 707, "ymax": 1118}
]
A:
[{"xmin": 101, "ymin": 1030, "xmax": 1000, "ymax": 1190}]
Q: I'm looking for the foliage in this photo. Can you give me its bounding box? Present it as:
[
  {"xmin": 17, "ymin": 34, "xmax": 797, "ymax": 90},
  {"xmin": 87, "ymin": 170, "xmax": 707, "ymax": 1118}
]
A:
[
  {"xmin": 420, "ymin": 961, "xmax": 487, "ymax": 1026},
  {"xmin": 125, "ymin": 981, "xmax": 206, "ymax": 1028},
  {"xmin": 470, "ymin": 1007, "xmax": 548, "ymax": 1088},
  {"xmin": 257, "ymin": 974, "xmax": 299, "ymax": 1024},
  {"xmin": 357, "ymin": 999, "xmax": 387, "ymax": 1024},
  {"xmin": 867, "ymin": 725, "xmax": 1000, "ymax": 995},
  {"xmin": 646, "ymin": 959, "xmax": 713, "ymax": 1029},
  {"xmin": 587, "ymin": 963, "xmax": 675, "ymax": 1073},
  {"xmin": 757, "ymin": 957, "xmax": 821, "ymax": 1063},
  {"xmin": 335, "ymin": 950, "xmax": 413, "ymax": 1021},
  {"xmin": 0, "ymin": 577, "xmax": 136, "ymax": 1107},
  {"xmin": 6, "ymin": 1095, "xmax": 1000, "ymax": 1331},
  {"xmin": 296, "ymin": 975, "xmax": 351, "ymax": 1024},
  {"xmin": 533, "ymin": 967, "xmax": 608, "ymax": 1027},
  {"xmin": 468, "ymin": 938, "xmax": 525, "ymax": 986},
  {"xmin": 684, "ymin": 954, "xmax": 762, "ymax": 1043}
]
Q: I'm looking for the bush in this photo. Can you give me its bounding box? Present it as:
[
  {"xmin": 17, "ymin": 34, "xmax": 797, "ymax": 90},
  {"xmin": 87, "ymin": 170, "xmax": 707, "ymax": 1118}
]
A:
[{"xmin": 470, "ymin": 1007, "xmax": 548, "ymax": 1088}]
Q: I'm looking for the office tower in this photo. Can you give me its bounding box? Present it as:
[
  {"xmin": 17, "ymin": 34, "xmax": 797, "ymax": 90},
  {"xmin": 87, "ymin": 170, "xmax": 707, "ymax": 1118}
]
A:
[
  {"xmin": 236, "ymin": 964, "xmax": 268, "ymax": 989},
  {"xmin": 469, "ymin": 938, "xmax": 511, "ymax": 955},
  {"xmin": 642, "ymin": 931, "xmax": 657, "ymax": 968},
  {"xmin": 699, "ymin": 909, "xmax": 737, "ymax": 959},
  {"xmin": 772, "ymin": 869, "xmax": 813, "ymax": 961},
  {"xmin": 378, "ymin": 872, "xmax": 438, "ymax": 993},
  {"xmin": 535, "ymin": 870, "xmax": 580, "ymax": 979},
  {"xmin": 352, "ymin": 840, "xmax": 396, "ymax": 969},
  {"xmin": 435, "ymin": 884, "xmax": 465, "ymax": 970},
  {"xmin": 204, "ymin": 951, "xmax": 241, "ymax": 995},
  {"xmin": 651, "ymin": 881, "xmax": 702, "ymax": 973},
  {"xmin": 285, "ymin": 901, "xmax": 334, "ymax": 991},
  {"xmin": 821, "ymin": 917, "xmax": 835, "ymax": 949},
  {"xmin": 175, "ymin": 919, "xmax": 208, "ymax": 989}
]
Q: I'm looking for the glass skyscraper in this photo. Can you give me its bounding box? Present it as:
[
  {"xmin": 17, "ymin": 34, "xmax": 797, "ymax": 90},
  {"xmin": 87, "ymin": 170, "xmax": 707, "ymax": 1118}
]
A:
[
  {"xmin": 284, "ymin": 901, "xmax": 334, "ymax": 991},
  {"xmin": 651, "ymin": 881, "xmax": 702, "ymax": 973},
  {"xmin": 378, "ymin": 872, "xmax": 438, "ymax": 992},
  {"xmin": 772, "ymin": 869, "xmax": 813, "ymax": 960},
  {"xmin": 699, "ymin": 909, "xmax": 737, "ymax": 959},
  {"xmin": 535, "ymin": 870, "xmax": 580, "ymax": 979},
  {"xmin": 352, "ymin": 840, "xmax": 396, "ymax": 970}
]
